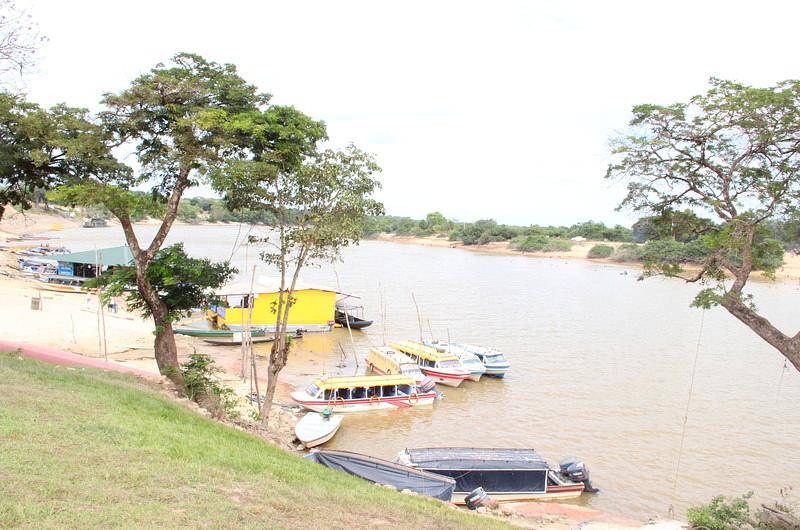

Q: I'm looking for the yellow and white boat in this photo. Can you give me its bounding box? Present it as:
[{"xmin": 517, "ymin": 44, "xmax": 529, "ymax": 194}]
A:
[
  {"xmin": 389, "ymin": 341, "xmax": 471, "ymax": 387},
  {"xmin": 291, "ymin": 374, "xmax": 436, "ymax": 413}
]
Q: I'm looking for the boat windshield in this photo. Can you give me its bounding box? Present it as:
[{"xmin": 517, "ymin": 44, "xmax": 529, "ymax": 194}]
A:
[
  {"xmin": 485, "ymin": 354, "xmax": 506, "ymax": 363},
  {"xmin": 438, "ymin": 359, "xmax": 462, "ymax": 369},
  {"xmin": 305, "ymin": 383, "xmax": 320, "ymax": 397},
  {"xmin": 400, "ymin": 365, "xmax": 424, "ymax": 378}
]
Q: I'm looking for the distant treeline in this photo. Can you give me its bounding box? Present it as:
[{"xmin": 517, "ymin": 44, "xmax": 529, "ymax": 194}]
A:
[
  {"xmin": 363, "ymin": 212, "xmax": 633, "ymax": 247},
  {"xmin": 176, "ymin": 197, "xmax": 278, "ymax": 224},
  {"xmin": 364, "ymin": 210, "xmax": 800, "ymax": 261},
  {"xmin": 47, "ymin": 192, "xmax": 800, "ymax": 257}
]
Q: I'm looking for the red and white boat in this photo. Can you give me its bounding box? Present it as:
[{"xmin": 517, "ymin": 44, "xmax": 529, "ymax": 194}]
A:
[
  {"xmin": 388, "ymin": 341, "xmax": 471, "ymax": 387},
  {"xmin": 290, "ymin": 374, "xmax": 436, "ymax": 413}
]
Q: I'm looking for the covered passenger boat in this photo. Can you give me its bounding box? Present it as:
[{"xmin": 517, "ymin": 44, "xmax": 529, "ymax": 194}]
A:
[
  {"xmin": 305, "ymin": 449, "xmax": 456, "ymax": 501},
  {"xmin": 396, "ymin": 447, "xmax": 596, "ymax": 503},
  {"xmin": 291, "ymin": 374, "xmax": 437, "ymax": 413},
  {"xmin": 452, "ymin": 343, "xmax": 510, "ymax": 378},
  {"xmin": 366, "ymin": 346, "xmax": 436, "ymax": 392},
  {"xmin": 389, "ymin": 340, "xmax": 471, "ymax": 387},
  {"xmin": 427, "ymin": 342, "xmax": 487, "ymax": 381}
]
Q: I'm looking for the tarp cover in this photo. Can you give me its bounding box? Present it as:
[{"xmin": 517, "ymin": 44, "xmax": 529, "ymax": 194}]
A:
[
  {"xmin": 404, "ymin": 447, "xmax": 549, "ymax": 470},
  {"xmin": 305, "ymin": 449, "xmax": 455, "ymax": 501}
]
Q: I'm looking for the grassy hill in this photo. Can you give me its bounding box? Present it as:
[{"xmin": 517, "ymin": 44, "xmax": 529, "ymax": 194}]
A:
[{"xmin": 0, "ymin": 352, "xmax": 511, "ymax": 529}]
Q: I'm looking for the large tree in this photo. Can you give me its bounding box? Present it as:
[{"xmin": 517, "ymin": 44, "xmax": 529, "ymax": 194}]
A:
[
  {"xmin": 217, "ymin": 144, "xmax": 383, "ymax": 427},
  {"xmin": 608, "ymin": 78, "xmax": 800, "ymax": 371},
  {"xmin": 63, "ymin": 53, "xmax": 267, "ymax": 386}
]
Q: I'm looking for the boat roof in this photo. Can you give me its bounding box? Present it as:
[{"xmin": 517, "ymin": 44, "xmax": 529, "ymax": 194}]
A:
[
  {"xmin": 218, "ymin": 275, "xmax": 344, "ymax": 296},
  {"xmin": 389, "ymin": 341, "xmax": 459, "ymax": 362},
  {"xmin": 313, "ymin": 374, "xmax": 414, "ymax": 389},
  {"xmin": 370, "ymin": 346, "xmax": 416, "ymax": 365},
  {"xmin": 404, "ymin": 448, "xmax": 549, "ymax": 470}
]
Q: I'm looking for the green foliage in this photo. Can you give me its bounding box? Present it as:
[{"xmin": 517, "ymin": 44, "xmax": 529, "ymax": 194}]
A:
[
  {"xmin": 0, "ymin": 92, "xmax": 127, "ymax": 219},
  {"xmin": 608, "ymin": 79, "xmax": 800, "ymax": 349},
  {"xmin": 588, "ymin": 244, "xmax": 614, "ymax": 258},
  {"xmin": 181, "ymin": 354, "xmax": 238, "ymax": 419},
  {"xmin": 88, "ymin": 243, "xmax": 236, "ymax": 323},
  {"xmin": 687, "ymin": 493, "xmax": 753, "ymax": 530},
  {"xmin": 632, "ymin": 210, "xmax": 715, "ymax": 243},
  {"xmin": 99, "ymin": 53, "xmax": 267, "ymax": 189},
  {"xmin": 509, "ymin": 235, "xmax": 572, "ymax": 252},
  {"xmin": 366, "ymin": 214, "xmax": 633, "ymax": 245}
]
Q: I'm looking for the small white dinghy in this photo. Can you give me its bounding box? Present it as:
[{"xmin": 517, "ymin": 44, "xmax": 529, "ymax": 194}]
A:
[{"xmin": 295, "ymin": 408, "xmax": 343, "ymax": 448}]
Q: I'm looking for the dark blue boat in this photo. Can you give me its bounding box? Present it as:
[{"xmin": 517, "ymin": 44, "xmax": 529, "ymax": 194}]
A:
[{"xmin": 305, "ymin": 449, "xmax": 455, "ymax": 501}]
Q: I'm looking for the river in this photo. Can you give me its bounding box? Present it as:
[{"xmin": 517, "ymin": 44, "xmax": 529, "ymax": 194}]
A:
[{"xmin": 46, "ymin": 223, "xmax": 800, "ymax": 520}]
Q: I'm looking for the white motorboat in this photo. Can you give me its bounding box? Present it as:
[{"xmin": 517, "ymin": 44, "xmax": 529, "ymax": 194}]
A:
[{"xmin": 295, "ymin": 409, "xmax": 343, "ymax": 448}]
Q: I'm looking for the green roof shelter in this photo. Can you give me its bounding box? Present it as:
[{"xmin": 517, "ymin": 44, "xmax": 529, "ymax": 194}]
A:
[{"xmin": 49, "ymin": 245, "xmax": 134, "ymax": 278}]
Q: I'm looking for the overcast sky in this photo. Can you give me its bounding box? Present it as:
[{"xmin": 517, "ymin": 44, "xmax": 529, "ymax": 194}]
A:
[{"xmin": 16, "ymin": 0, "xmax": 800, "ymax": 226}]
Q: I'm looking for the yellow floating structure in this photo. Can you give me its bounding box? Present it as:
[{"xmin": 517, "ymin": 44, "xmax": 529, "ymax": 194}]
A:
[{"xmin": 208, "ymin": 276, "xmax": 341, "ymax": 333}]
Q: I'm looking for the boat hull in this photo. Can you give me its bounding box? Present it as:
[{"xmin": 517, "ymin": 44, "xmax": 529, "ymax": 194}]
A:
[
  {"xmin": 450, "ymin": 485, "xmax": 584, "ymax": 504},
  {"xmin": 174, "ymin": 328, "xmax": 269, "ymax": 338},
  {"xmin": 420, "ymin": 368, "xmax": 469, "ymax": 387},
  {"xmin": 465, "ymin": 370, "xmax": 485, "ymax": 382},
  {"xmin": 34, "ymin": 281, "xmax": 85, "ymax": 294},
  {"xmin": 483, "ymin": 364, "xmax": 510, "ymax": 378},
  {"xmin": 291, "ymin": 391, "xmax": 436, "ymax": 412},
  {"xmin": 295, "ymin": 413, "xmax": 343, "ymax": 448}
]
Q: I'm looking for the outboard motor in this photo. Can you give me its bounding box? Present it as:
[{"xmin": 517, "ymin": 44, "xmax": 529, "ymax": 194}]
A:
[
  {"xmin": 464, "ymin": 487, "xmax": 489, "ymax": 510},
  {"xmin": 559, "ymin": 457, "xmax": 599, "ymax": 493}
]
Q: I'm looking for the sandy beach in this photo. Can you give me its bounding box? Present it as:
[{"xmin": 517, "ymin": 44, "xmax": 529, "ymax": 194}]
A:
[{"xmin": 369, "ymin": 233, "xmax": 800, "ymax": 284}]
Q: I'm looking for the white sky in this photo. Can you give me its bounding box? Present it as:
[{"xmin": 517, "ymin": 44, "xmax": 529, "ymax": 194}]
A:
[{"xmin": 15, "ymin": 0, "xmax": 800, "ymax": 226}]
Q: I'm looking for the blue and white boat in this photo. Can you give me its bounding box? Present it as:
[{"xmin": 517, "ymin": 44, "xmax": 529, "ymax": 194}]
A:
[
  {"xmin": 426, "ymin": 341, "xmax": 486, "ymax": 381},
  {"xmin": 452, "ymin": 343, "xmax": 510, "ymax": 378}
]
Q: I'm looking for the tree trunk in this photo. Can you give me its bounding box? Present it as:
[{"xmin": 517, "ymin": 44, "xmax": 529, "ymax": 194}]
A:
[
  {"xmin": 153, "ymin": 319, "xmax": 182, "ymax": 384},
  {"xmin": 134, "ymin": 258, "xmax": 185, "ymax": 388},
  {"xmin": 260, "ymin": 360, "xmax": 283, "ymax": 428},
  {"xmin": 109, "ymin": 169, "xmax": 191, "ymax": 390},
  {"xmin": 720, "ymin": 294, "xmax": 800, "ymax": 372}
]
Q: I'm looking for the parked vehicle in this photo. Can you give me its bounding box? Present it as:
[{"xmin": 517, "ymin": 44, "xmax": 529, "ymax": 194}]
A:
[
  {"xmin": 306, "ymin": 449, "xmax": 456, "ymax": 501},
  {"xmin": 426, "ymin": 341, "xmax": 487, "ymax": 381},
  {"xmin": 295, "ymin": 409, "xmax": 343, "ymax": 448},
  {"xmin": 397, "ymin": 447, "xmax": 597, "ymax": 503},
  {"xmin": 388, "ymin": 340, "xmax": 471, "ymax": 387},
  {"xmin": 291, "ymin": 374, "xmax": 436, "ymax": 413},
  {"xmin": 449, "ymin": 343, "xmax": 510, "ymax": 378},
  {"xmin": 366, "ymin": 346, "xmax": 436, "ymax": 392}
]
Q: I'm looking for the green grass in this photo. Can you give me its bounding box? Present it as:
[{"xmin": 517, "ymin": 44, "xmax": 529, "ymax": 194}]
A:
[{"xmin": 0, "ymin": 352, "xmax": 511, "ymax": 529}]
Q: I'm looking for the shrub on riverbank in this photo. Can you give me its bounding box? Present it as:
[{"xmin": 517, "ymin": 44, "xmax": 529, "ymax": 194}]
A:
[
  {"xmin": 510, "ymin": 235, "xmax": 572, "ymax": 252},
  {"xmin": 0, "ymin": 352, "xmax": 510, "ymax": 529},
  {"xmin": 687, "ymin": 493, "xmax": 799, "ymax": 530},
  {"xmin": 588, "ymin": 244, "xmax": 614, "ymax": 258}
]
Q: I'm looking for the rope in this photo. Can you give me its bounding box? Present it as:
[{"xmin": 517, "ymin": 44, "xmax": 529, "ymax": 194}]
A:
[
  {"xmin": 673, "ymin": 309, "xmax": 705, "ymax": 493},
  {"xmin": 776, "ymin": 358, "xmax": 789, "ymax": 402}
]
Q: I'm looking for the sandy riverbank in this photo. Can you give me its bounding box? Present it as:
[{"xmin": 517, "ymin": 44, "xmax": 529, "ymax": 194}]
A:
[
  {"xmin": 369, "ymin": 233, "xmax": 800, "ymax": 284},
  {"xmin": 0, "ymin": 244, "xmax": 303, "ymax": 446}
]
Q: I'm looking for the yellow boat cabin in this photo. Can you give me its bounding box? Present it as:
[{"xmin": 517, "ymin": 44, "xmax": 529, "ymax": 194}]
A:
[
  {"xmin": 388, "ymin": 340, "xmax": 471, "ymax": 388},
  {"xmin": 208, "ymin": 276, "xmax": 340, "ymax": 332},
  {"xmin": 291, "ymin": 374, "xmax": 437, "ymax": 413},
  {"xmin": 388, "ymin": 340, "xmax": 460, "ymax": 363}
]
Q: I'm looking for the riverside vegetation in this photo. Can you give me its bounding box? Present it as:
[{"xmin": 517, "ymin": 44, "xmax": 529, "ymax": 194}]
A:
[{"xmin": 0, "ymin": 352, "xmax": 511, "ymax": 529}]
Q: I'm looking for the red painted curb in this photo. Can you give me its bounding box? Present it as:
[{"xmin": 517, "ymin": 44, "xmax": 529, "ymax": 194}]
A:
[{"xmin": 0, "ymin": 340, "xmax": 163, "ymax": 381}]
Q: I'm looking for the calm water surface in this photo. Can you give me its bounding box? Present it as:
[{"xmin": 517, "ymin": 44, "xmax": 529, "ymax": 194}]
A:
[{"xmin": 47, "ymin": 224, "xmax": 800, "ymax": 520}]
